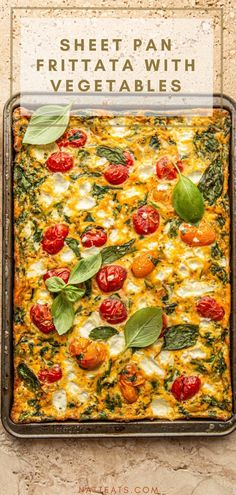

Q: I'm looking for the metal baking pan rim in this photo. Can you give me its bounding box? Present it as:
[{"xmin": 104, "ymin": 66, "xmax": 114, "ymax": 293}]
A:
[{"xmin": 2, "ymin": 92, "xmax": 236, "ymax": 437}]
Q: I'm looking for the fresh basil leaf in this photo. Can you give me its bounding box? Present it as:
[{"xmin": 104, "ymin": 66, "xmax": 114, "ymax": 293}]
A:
[
  {"xmin": 96, "ymin": 145, "xmax": 126, "ymax": 165},
  {"xmin": 65, "ymin": 237, "xmax": 81, "ymax": 258},
  {"xmin": 89, "ymin": 326, "xmax": 118, "ymax": 341},
  {"xmin": 23, "ymin": 103, "xmax": 72, "ymax": 145},
  {"xmin": 45, "ymin": 276, "xmax": 66, "ymax": 293},
  {"xmin": 68, "ymin": 252, "xmax": 102, "ymax": 285},
  {"xmin": 17, "ymin": 363, "xmax": 41, "ymax": 391},
  {"xmin": 63, "ymin": 285, "xmax": 85, "ymax": 303},
  {"xmin": 101, "ymin": 239, "xmax": 136, "ymax": 264},
  {"xmin": 124, "ymin": 307, "xmax": 162, "ymax": 349},
  {"xmin": 198, "ymin": 158, "xmax": 224, "ymax": 205},
  {"xmin": 51, "ymin": 293, "xmax": 74, "ymax": 335},
  {"xmin": 172, "ymin": 174, "xmax": 204, "ymax": 223},
  {"xmin": 163, "ymin": 324, "xmax": 199, "ymax": 350}
]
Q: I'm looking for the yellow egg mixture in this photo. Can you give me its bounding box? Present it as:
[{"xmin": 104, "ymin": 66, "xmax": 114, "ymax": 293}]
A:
[{"xmin": 11, "ymin": 107, "xmax": 232, "ymax": 423}]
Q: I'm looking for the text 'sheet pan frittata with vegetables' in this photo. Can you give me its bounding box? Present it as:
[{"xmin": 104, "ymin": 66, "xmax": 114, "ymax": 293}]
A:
[{"xmin": 11, "ymin": 104, "xmax": 232, "ymax": 423}]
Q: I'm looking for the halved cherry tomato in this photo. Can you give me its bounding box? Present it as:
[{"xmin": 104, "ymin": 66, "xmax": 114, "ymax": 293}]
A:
[
  {"xmin": 133, "ymin": 205, "xmax": 160, "ymax": 236},
  {"xmin": 96, "ymin": 265, "xmax": 127, "ymax": 292},
  {"xmin": 99, "ymin": 297, "xmax": 127, "ymax": 324},
  {"xmin": 171, "ymin": 375, "xmax": 201, "ymax": 401},
  {"xmin": 42, "ymin": 224, "xmax": 69, "ymax": 255},
  {"xmin": 46, "ymin": 151, "xmax": 73, "ymax": 173},
  {"xmin": 69, "ymin": 337, "xmax": 106, "ymax": 370},
  {"xmin": 124, "ymin": 150, "xmax": 135, "ymax": 167},
  {"xmin": 30, "ymin": 304, "xmax": 55, "ymax": 334},
  {"xmin": 159, "ymin": 313, "xmax": 168, "ymax": 338},
  {"xmin": 57, "ymin": 129, "xmax": 87, "ymax": 148},
  {"xmin": 43, "ymin": 267, "xmax": 70, "ymax": 284},
  {"xmin": 104, "ymin": 164, "xmax": 128, "ymax": 185},
  {"xmin": 38, "ymin": 364, "xmax": 62, "ymax": 383},
  {"xmin": 81, "ymin": 227, "xmax": 107, "ymax": 248},
  {"xmin": 119, "ymin": 382, "xmax": 138, "ymax": 403},
  {"xmin": 196, "ymin": 296, "xmax": 225, "ymax": 321},
  {"xmin": 180, "ymin": 223, "xmax": 216, "ymax": 247},
  {"xmin": 131, "ymin": 251, "xmax": 157, "ymax": 278},
  {"xmin": 156, "ymin": 157, "xmax": 183, "ymax": 180},
  {"xmin": 119, "ymin": 364, "xmax": 145, "ymax": 403}
]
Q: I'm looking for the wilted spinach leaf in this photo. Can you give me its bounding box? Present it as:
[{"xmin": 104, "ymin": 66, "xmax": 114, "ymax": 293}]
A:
[
  {"xmin": 163, "ymin": 324, "xmax": 199, "ymax": 350},
  {"xmin": 198, "ymin": 158, "xmax": 224, "ymax": 205},
  {"xmin": 96, "ymin": 146, "xmax": 126, "ymax": 165},
  {"xmin": 17, "ymin": 363, "xmax": 41, "ymax": 391}
]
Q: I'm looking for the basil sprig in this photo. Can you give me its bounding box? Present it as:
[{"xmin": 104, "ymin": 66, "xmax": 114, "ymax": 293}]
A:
[
  {"xmin": 23, "ymin": 103, "xmax": 72, "ymax": 145},
  {"xmin": 172, "ymin": 173, "xmax": 205, "ymax": 224},
  {"xmin": 124, "ymin": 307, "xmax": 162, "ymax": 349},
  {"xmin": 45, "ymin": 252, "xmax": 102, "ymax": 335}
]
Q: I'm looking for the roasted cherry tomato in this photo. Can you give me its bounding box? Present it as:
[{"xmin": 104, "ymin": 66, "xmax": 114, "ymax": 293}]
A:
[
  {"xmin": 119, "ymin": 364, "xmax": 145, "ymax": 403},
  {"xmin": 43, "ymin": 267, "xmax": 70, "ymax": 284},
  {"xmin": 96, "ymin": 265, "xmax": 127, "ymax": 292},
  {"xmin": 104, "ymin": 164, "xmax": 128, "ymax": 185},
  {"xmin": 42, "ymin": 224, "xmax": 69, "ymax": 255},
  {"xmin": 30, "ymin": 304, "xmax": 55, "ymax": 334},
  {"xmin": 99, "ymin": 297, "xmax": 127, "ymax": 324},
  {"xmin": 196, "ymin": 296, "xmax": 225, "ymax": 321},
  {"xmin": 159, "ymin": 313, "xmax": 168, "ymax": 338},
  {"xmin": 46, "ymin": 151, "xmax": 73, "ymax": 173},
  {"xmin": 81, "ymin": 227, "xmax": 107, "ymax": 248},
  {"xmin": 180, "ymin": 223, "xmax": 216, "ymax": 247},
  {"xmin": 57, "ymin": 129, "xmax": 87, "ymax": 148},
  {"xmin": 131, "ymin": 251, "xmax": 157, "ymax": 278},
  {"xmin": 171, "ymin": 375, "xmax": 201, "ymax": 401},
  {"xmin": 38, "ymin": 364, "xmax": 62, "ymax": 383},
  {"xmin": 156, "ymin": 157, "xmax": 183, "ymax": 180},
  {"xmin": 69, "ymin": 337, "xmax": 106, "ymax": 370},
  {"xmin": 124, "ymin": 150, "xmax": 135, "ymax": 167},
  {"xmin": 119, "ymin": 382, "xmax": 138, "ymax": 403},
  {"xmin": 133, "ymin": 205, "xmax": 160, "ymax": 236}
]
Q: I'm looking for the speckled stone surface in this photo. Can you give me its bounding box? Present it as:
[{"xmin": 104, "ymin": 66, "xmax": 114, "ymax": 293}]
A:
[{"xmin": 1, "ymin": 1, "xmax": 236, "ymax": 494}]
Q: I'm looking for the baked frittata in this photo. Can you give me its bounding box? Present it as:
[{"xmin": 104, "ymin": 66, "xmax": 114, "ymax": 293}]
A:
[{"xmin": 11, "ymin": 106, "xmax": 232, "ymax": 423}]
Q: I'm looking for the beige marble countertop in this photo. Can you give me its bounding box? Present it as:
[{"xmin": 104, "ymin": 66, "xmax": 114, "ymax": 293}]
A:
[{"xmin": 1, "ymin": 0, "xmax": 236, "ymax": 493}]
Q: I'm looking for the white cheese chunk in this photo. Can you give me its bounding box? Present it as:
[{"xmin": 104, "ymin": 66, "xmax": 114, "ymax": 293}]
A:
[
  {"xmin": 177, "ymin": 281, "xmax": 216, "ymax": 298},
  {"xmin": 138, "ymin": 162, "xmax": 155, "ymax": 180},
  {"xmin": 31, "ymin": 143, "xmax": 59, "ymax": 162},
  {"xmin": 110, "ymin": 229, "xmax": 120, "ymax": 242},
  {"xmin": 77, "ymin": 312, "xmax": 102, "ymax": 338},
  {"xmin": 60, "ymin": 248, "xmax": 76, "ymax": 263},
  {"xmin": 104, "ymin": 218, "xmax": 115, "ymax": 228},
  {"xmin": 76, "ymin": 197, "xmax": 96, "ymax": 210},
  {"xmin": 27, "ymin": 261, "xmax": 47, "ymax": 278},
  {"xmin": 108, "ymin": 333, "xmax": 125, "ymax": 356},
  {"xmin": 139, "ymin": 356, "xmax": 165, "ymax": 377},
  {"xmin": 181, "ymin": 347, "xmax": 207, "ymax": 361},
  {"xmin": 158, "ymin": 351, "xmax": 174, "ymax": 367},
  {"xmin": 156, "ymin": 184, "xmax": 169, "ymax": 191},
  {"xmin": 52, "ymin": 390, "xmax": 67, "ymax": 414},
  {"xmin": 78, "ymin": 181, "xmax": 91, "ymax": 196},
  {"xmin": 95, "ymin": 157, "xmax": 107, "ymax": 166},
  {"xmin": 39, "ymin": 192, "xmax": 54, "ymax": 207},
  {"xmin": 126, "ymin": 280, "xmax": 141, "ymax": 294},
  {"xmin": 110, "ymin": 125, "xmax": 128, "ymax": 137},
  {"xmin": 52, "ymin": 173, "xmax": 70, "ymax": 194},
  {"xmin": 151, "ymin": 398, "xmax": 172, "ymax": 417},
  {"xmin": 155, "ymin": 266, "xmax": 173, "ymax": 281}
]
